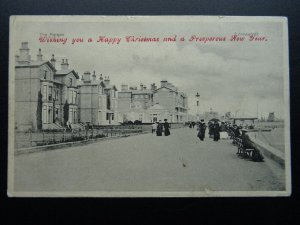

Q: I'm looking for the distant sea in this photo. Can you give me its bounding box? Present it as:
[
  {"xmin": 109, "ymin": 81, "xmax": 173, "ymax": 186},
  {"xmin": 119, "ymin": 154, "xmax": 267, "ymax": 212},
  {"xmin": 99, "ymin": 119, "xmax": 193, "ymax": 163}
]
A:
[{"xmin": 255, "ymin": 121, "xmax": 285, "ymax": 152}]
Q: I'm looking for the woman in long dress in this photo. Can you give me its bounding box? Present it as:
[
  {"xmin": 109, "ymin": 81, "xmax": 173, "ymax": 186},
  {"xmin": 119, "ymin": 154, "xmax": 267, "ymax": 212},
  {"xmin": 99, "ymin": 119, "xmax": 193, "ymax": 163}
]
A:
[
  {"xmin": 197, "ymin": 120, "xmax": 206, "ymax": 141},
  {"xmin": 163, "ymin": 119, "xmax": 170, "ymax": 136},
  {"xmin": 156, "ymin": 121, "xmax": 163, "ymax": 136},
  {"xmin": 213, "ymin": 122, "xmax": 220, "ymax": 141}
]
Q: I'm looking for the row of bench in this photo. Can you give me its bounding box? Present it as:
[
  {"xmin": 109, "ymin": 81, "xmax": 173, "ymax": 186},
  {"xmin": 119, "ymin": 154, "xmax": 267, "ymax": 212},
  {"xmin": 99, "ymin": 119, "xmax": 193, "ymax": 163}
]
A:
[{"xmin": 228, "ymin": 130, "xmax": 264, "ymax": 162}]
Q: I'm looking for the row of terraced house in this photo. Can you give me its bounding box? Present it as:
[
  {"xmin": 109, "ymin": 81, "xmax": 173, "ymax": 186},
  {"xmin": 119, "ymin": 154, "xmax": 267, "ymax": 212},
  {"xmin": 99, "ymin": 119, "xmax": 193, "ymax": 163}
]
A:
[{"xmin": 14, "ymin": 42, "xmax": 189, "ymax": 132}]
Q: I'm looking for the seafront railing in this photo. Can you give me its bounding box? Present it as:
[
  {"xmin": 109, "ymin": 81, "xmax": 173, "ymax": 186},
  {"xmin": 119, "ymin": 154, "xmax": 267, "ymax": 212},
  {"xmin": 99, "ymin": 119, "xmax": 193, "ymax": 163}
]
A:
[{"xmin": 15, "ymin": 127, "xmax": 143, "ymax": 149}]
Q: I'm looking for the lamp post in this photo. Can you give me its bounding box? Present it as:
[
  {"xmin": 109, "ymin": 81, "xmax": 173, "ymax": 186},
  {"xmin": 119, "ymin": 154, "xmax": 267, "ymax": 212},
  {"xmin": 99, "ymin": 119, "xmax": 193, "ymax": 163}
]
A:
[{"xmin": 195, "ymin": 92, "xmax": 200, "ymax": 121}]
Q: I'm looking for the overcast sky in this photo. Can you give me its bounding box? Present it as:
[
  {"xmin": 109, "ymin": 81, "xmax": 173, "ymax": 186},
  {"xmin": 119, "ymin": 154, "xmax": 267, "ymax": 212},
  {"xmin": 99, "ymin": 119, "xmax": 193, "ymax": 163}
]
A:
[{"xmin": 12, "ymin": 17, "xmax": 288, "ymax": 118}]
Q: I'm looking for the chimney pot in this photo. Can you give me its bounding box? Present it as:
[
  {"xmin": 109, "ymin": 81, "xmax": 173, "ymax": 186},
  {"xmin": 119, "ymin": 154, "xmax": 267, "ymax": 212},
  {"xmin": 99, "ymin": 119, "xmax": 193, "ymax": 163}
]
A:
[
  {"xmin": 92, "ymin": 70, "xmax": 96, "ymax": 81},
  {"xmin": 37, "ymin": 48, "xmax": 43, "ymax": 61},
  {"xmin": 50, "ymin": 54, "xmax": 56, "ymax": 68},
  {"xmin": 61, "ymin": 58, "xmax": 69, "ymax": 70}
]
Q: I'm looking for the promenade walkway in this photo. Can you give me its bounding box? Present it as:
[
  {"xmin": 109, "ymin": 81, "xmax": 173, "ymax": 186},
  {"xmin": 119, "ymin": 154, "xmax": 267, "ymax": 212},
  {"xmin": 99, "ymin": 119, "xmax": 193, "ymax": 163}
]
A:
[{"xmin": 14, "ymin": 127, "xmax": 285, "ymax": 194}]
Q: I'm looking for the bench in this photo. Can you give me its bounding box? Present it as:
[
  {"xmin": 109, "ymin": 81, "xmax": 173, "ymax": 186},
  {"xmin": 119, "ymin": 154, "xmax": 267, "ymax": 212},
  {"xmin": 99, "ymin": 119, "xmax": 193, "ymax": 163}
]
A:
[{"xmin": 235, "ymin": 137, "xmax": 263, "ymax": 162}]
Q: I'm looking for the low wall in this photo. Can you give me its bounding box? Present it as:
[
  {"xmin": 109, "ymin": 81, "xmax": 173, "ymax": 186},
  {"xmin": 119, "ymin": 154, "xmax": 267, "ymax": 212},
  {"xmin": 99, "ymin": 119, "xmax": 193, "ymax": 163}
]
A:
[
  {"xmin": 248, "ymin": 133, "xmax": 285, "ymax": 168},
  {"xmin": 15, "ymin": 123, "xmax": 185, "ymax": 149},
  {"xmin": 139, "ymin": 123, "xmax": 185, "ymax": 132}
]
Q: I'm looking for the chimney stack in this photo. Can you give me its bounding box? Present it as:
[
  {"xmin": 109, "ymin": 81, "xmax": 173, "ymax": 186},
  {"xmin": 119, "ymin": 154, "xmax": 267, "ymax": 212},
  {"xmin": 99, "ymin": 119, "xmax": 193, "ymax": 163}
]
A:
[
  {"xmin": 151, "ymin": 83, "xmax": 157, "ymax": 91},
  {"xmin": 50, "ymin": 54, "xmax": 56, "ymax": 68},
  {"xmin": 92, "ymin": 70, "xmax": 96, "ymax": 81},
  {"xmin": 61, "ymin": 58, "xmax": 69, "ymax": 70},
  {"xmin": 84, "ymin": 71, "xmax": 91, "ymax": 82},
  {"xmin": 161, "ymin": 79, "xmax": 167, "ymax": 88},
  {"xmin": 121, "ymin": 84, "xmax": 128, "ymax": 91},
  {"xmin": 18, "ymin": 42, "xmax": 31, "ymax": 64},
  {"xmin": 104, "ymin": 76, "xmax": 110, "ymax": 85},
  {"xmin": 37, "ymin": 48, "xmax": 43, "ymax": 61},
  {"xmin": 140, "ymin": 83, "xmax": 144, "ymax": 90},
  {"xmin": 99, "ymin": 74, "xmax": 103, "ymax": 81}
]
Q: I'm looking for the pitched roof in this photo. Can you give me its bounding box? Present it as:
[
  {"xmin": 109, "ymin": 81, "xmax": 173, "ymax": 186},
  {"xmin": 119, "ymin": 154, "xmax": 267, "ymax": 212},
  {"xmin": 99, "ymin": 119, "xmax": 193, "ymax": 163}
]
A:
[
  {"xmin": 131, "ymin": 89, "xmax": 153, "ymax": 94},
  {"xmin": 16, "ymin": 60, "xmax": 56, "ymax": 71},
  {"xmin": 55, "ymin": 69, "xmax": 79, "ymax": 79},
  {"xmin": 77, "ymin": 80, "xmax": 106, "ymax": 87},
  {"xmin": 154, "ymin": 86, "xmax": 176, "ymax": 93}
]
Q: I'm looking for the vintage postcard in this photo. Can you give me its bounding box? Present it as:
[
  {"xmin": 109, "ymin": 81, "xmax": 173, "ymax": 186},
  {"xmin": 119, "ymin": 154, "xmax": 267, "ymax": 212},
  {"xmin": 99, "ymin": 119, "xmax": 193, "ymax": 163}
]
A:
[{"xmin": 8, "ymin": 16, "xmax": 290, "ymax": 197}]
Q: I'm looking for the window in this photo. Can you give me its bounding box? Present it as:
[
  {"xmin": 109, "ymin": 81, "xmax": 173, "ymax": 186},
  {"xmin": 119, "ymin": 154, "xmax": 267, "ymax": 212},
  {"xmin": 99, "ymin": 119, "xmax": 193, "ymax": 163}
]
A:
[
  {"xmin": 48, "ymin": 86, "xmax": 52, "ymax": 101},
  {"xmin": 112, "ymin": 113, "xmax": 114, "ymax": 121},
  {"xmin": 42, "ymin": 105, "xmax": 47, "ymax": 123},
  {"xmin": 43, "ymin": 85, "xmax": 47, "ymax": 100},
  {"xmin": 73, "ymin": 109, "xmax": 77, "ymax": 122},
  {"xmin": 48, "ymin": 106, "xmax": 53, "ymax": 123},
  {"xmin": 54, "ymin": 89, "xmax": 57, "ymax": 100},
  {"xmin": 72, "ymin": 91, "xmax": 77, "ymax": 104},
  {"xmin": 69, "ymin": 78, "xmax": 73, "ymax": 86},
  {"xmin": 139, "ymin": 114, "xmax": 143, "ymax": 121},
  {"xmin": 44, "ymin": 70, "xmax": 47, "ymax": 79},
  {"xmin": 68, "ymin": 90, "xmax": 72, "ymax": 103},
  {"xmin": 153, "ymin": 114, "xmax": 157, "ymax": 123},
  {"xmin": 106, "ymin": 113, "xmax": 109, "ymax": 120},
  {"xmin": 55, "ymin": 108, "xmax": 59, "ymax": 118},
  {"xmin": 69, "ymin": 108, "xmax": 73, "ymax": 122}
]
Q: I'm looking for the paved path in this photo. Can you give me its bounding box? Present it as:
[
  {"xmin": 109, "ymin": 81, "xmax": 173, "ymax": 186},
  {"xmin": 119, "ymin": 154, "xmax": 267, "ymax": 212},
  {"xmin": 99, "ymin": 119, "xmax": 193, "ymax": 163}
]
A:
[{"xmin": 14, "ymin": 128, "xmax": 285, "ymax": 194}]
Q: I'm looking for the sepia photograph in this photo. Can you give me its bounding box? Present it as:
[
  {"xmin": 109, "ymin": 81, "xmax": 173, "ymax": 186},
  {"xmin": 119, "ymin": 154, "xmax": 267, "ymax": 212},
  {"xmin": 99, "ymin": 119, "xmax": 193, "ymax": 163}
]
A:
[{"xmin": 7, "ymin": 16, "xmax": 291, "ymax": 197}]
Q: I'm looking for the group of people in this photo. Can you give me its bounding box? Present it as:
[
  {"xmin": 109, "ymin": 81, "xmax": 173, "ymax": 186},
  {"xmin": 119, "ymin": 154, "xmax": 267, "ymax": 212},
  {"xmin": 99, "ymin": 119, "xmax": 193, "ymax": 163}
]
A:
[
  {"xmin": 195, "ymin": 120, "xmax": 241, "ymax": 142},
  {"xmin": 151, "ymin": 119, "xmax": 171, "ymax": 136},
  {"xmin": 196, "ymin": 120, "xmax": 223, "ymax": 142}
]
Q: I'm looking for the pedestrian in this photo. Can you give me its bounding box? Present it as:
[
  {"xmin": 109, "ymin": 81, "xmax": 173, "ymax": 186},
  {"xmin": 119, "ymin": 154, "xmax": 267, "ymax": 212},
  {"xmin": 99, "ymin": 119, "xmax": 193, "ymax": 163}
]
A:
[
  {"xmin": 66, "ymin": 120, "xmax": 72, "ymax": 131},
  {"xmin": 220, "ymin": 122, "xmax": 228, "ymax": 139},
  {"xmin": 163, "ymin": 119, "xmax": 170, "ymax": 136},
  {"xmin": 208, "ymin": 121, "xmax": 214, "ymax": 138},
  {"xmin": 156, "ymin": 120, "xmax": 163, "ymax": 136},
  {"xmin": 197, "ymin": 119, "xmax": 207, "ymax": 141},
  {"xmin": 213, "ymin": 121, "xmax": 220, "ymax": 141},
  {"xmin": 151, "ymin": 122, "xmax": 158, "ymax": 134}
]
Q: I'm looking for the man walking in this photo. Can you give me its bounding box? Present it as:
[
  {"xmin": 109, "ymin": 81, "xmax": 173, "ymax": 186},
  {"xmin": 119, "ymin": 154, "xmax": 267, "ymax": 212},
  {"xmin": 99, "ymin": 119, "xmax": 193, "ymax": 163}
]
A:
[{"xmin": 197, "ymin": 119, "xmax": 207, "ymax": 141}]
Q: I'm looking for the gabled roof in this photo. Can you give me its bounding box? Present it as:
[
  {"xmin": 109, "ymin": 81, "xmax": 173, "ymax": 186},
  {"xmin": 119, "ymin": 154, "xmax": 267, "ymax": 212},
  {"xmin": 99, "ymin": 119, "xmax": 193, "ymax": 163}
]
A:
[
  {"xmin": 55, "ymin": 69, "xmax": 79, "ymax": 79},
  {"xmin": 16, "ymin": 60, "xmax": 56, "ymax": 71},
  {"xmin": 154, "ymin": 86, "xmax": 176, "ymax": 93},
  {"xmin": 77, "ymin": 79, "xmax": 106, "ymax": 87}
]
